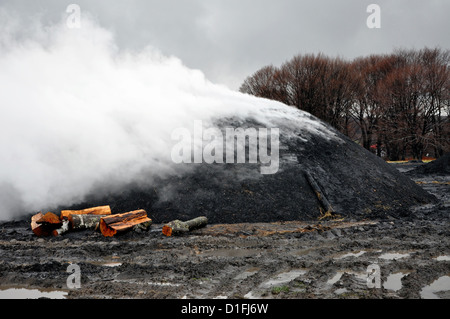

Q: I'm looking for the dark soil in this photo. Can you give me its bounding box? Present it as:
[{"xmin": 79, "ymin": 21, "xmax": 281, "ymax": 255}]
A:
[{"xmin": 0, "ymin": 162, "xmax": 448, "ymax": 299}]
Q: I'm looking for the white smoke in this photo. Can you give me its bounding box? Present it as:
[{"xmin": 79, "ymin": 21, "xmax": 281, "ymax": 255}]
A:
[{"xmin": 0, "ymin": 11, "xmax": 337, "ymax": 220}]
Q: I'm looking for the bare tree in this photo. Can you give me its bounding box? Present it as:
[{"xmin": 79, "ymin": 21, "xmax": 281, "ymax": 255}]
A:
[
  {"xmin": 240, "ymin": 65, "xmax": 278, "ymax": 99},
  {"xmin": 239, "ymin": 48, "xmax": 450, "ymax": 159},
  {"xmin": 419, "ymin": 47, "xmax": 450, "ymax": 157}
]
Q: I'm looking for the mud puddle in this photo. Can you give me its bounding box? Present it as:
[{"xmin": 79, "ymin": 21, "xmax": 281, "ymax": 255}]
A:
[
  {"xmin": 383, "ymin": 271, "xmax": 411, "ymax": 292},
  {"xmin": 420, "ymin": 276, "xmax": 450, "ymax": 299},
  {"xmin": 244, "ymin": 269, "xmax": 308, "ymax": 299},
  {"xmin": 0, "ymin": 287, "xmax": 68, "ymax": 299},
  {"xmin": 378, "ymin": 252, "xmax": 411, "ymax": 260}
]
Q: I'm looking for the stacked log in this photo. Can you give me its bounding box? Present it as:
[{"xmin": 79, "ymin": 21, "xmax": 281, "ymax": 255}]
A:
[
  {"xmin": 60, "ymin": 205, "xmax": 112, "ymax": 220},
  {"xmin": 30, "ymin": 206, "xmax": 112, "ymax": 237},
  {"xmin": 30, "ymin": 206, "xmax": 207, "ymax": 239},
  {"xmin": 99, "ymin": 209, "xmax": 152, "ymax": 237}
]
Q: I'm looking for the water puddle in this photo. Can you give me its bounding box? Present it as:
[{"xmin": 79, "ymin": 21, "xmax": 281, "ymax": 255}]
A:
[
  {"xmin": 379, "ymin": 252, "xmax": 410, "ymax": 260},
  {"xmin": 420, "ymin": 276, "xmax": 450, "ymax": 299},
  {"xmin": 113, "ymin": 278, "xmax": 181, "ymax": 287},
  {"xmin": 383, "ymin": 272, "xmax": 410, "ymax": 291},
  {"xmin": 89, "ymin": 260, "xmax": 123, "ymax": 267},
  {"xmin": 0, "ymin": 287, "xmax": 68, "ymax": 299},
  {"xmin": 334, "ymin": 288, "xmax": 348, "ymax": 295},
  {"xmin": 102, "ymin": 262, "xmax": 123, "ymax": 267},
  {"xmin": 434, "ymin": 255, "xmax": 450, "ymax": 261},
  {"xmin": 233, "ymin": 268, "xmax": 260, "ymax": 281},
  {"xmin": 334, "ymin": 251, "xmax": 366, "ymax": 260},
  {"xmin": 326, "ymin": 271, "xmax": 366, "ymax": 286},
  {"xmin": 258, "ymin": 269, "xmax": 307, "ymax": 289},
  {"xmin": 244, "ymin": 269, "xmax": 307, "ymax": 299},
  {"xmin": 147, "ymin": 282, "xmax": 181, "ymax": 287},
  {"xmin": 200, "ymin": 248, "xmax": 262, "ymax": 258}
]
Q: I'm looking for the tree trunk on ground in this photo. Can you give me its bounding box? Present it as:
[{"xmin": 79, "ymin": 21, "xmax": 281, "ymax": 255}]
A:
[
  {"xmin": 162, "ymin": 216, "xmax": 208, "ymax": 236},
  {"xmin": 304, "ymin": 171, "xmax": 334, "ymax": 216}
]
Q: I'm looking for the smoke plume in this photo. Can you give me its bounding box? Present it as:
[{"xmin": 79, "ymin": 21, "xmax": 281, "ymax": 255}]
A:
[{"xmin": 0, "ymin": 11, "xmax": 335, "ymax": 220}]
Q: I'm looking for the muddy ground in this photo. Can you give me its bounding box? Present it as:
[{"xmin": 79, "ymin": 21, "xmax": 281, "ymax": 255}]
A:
[{"xmin": 0, "ymin": 162, "xmax": 449, "ymax": 299}]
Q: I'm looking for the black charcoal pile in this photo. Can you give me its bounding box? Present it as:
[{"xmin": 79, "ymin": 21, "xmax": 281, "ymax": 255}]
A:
[
  {"xmin": 407, "ymin": 153, "xmax": 450, "ymax": 176},
  {"xmin": 67, "ymin": 107, "xmax": 435, "ymax": 224}
]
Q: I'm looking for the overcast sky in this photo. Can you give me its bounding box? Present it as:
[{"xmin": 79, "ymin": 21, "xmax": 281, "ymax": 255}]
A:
[{"xmin": 1, "ymin": 0, "xmax": 449, "ymax": 90}]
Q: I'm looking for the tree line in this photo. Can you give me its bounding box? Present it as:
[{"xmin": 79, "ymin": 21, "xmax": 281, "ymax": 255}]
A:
[{"xmin": 239, "ymin": 48, "xmax": 450, "ymax": 160}]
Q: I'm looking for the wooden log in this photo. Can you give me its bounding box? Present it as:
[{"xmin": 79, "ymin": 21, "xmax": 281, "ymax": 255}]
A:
[
  {"xmin": 304, "ymin": 171, "xmax": 334, "ymax": 215},
  {"xmin": 37, "ymin": 212, "xmax": 62, "ymax": 225},
  {"xmin": 99, "ymin": 209, "xmax": 151, "ymax": 237},
  {"xmin": 31, "ymin": 212, "xmax": 62, "ymax": 237},
  {"xmin": 31, "ymin": 212, "xmax": 51, "ymax": 237},
  {"xmin": 52, "ymin": 220, "xmax": 70, "ymax": 236},
  {"xmin": 162, "ymin": 216, "xmax": 208, "ymax": 237},
  {"xmin": 60, "ymin": 205, "xmax": 112, "ymax": 220},
  {"xmin": 68, "ymin": 214, "xmax": 110, "ymax": 231}
]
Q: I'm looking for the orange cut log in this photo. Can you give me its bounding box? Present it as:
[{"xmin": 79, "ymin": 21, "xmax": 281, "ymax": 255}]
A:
[
  {"xmin": 37, "ymin": 212, "xmax": 62, "ymax": 225},
  {"xmin": 31, "ymin": 212, "xmax": 62, "ymax": 237},
  {"xmin": 31, "ymin": 212, "xmax": 51, "ymax": 237},
  {"xmin": 60, "ymin": 205, "xmax": 112, "ymax": 220},
  {"xmin": 99, "ymin": 209, "xmax": 151, "ymax": 237}
]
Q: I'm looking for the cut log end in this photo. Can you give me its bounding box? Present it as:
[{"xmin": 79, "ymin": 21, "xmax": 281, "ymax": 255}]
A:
[
  {"xmin": 162, "ymin": 225, "xmax": 173, "ymax": 237},
  {"xmin": 31, "ymin": 212, "xmax": 50, "ymax": 237},
  {"xmin": 31, "ymin": 212, "xmax": 62, "ymax": 237},
  {"xmin": 99, "ymin": 218, "xmax": 117, "ymax": 237},
  {"xmin": 37, "ymin": 212, "xmax": 61, "ymax": 225}
]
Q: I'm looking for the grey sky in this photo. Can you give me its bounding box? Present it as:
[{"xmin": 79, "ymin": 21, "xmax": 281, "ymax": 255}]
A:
[{"xmin": 1, "ymin": 0, "xmax": 449, "ymax": 90}]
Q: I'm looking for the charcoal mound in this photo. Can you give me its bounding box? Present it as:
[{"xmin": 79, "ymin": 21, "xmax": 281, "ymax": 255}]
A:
[
  {"xmin": 67, "ymin": 106, "xmax": 435, "ymax": 224},
  {"xmin": 407, "ymin": 153, "xmax": 450, "ymax": 175}
]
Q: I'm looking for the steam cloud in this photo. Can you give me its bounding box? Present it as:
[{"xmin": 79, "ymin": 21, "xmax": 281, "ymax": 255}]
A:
[{"xmin": 0, "ymin": 11, "xmax": 336, "ymax": 220}]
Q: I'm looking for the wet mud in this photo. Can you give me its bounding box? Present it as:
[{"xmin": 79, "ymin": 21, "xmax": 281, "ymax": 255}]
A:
[{"xmin": 0, "ymin": 162, "xmax": 448, "ymax": 299}]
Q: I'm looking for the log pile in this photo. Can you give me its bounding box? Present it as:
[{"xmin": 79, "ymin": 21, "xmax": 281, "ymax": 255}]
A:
[
  {"xmin": 30, "ymin": 205, "xmax": 153, "ymax": 238},
  {"xmin": 30, "ymin": 205, "xmax": 208, "ymax": 238}
]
